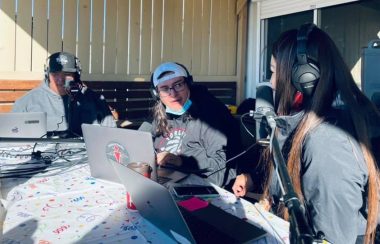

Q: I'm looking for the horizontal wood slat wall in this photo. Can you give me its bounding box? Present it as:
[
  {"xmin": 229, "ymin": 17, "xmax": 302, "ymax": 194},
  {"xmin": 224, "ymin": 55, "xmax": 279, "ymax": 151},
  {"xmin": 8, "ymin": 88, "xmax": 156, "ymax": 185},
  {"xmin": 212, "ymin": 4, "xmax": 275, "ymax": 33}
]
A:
[
  {"xmin": 85, "ymin": 81, "xmax": 237, "ymax": 123},
  {"xmin": 0, "ymin": 80, "xmax": 236, "ymax": 125},
  {"xmin": 0, "ymin": 80, "xmax": 40, "ymax": 112}
]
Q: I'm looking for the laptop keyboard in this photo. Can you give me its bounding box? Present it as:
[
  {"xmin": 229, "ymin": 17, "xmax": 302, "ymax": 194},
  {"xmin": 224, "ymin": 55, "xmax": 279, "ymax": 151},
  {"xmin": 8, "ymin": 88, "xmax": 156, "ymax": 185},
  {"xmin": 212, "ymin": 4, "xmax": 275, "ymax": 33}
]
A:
[
  {"xmin": 178, "ymin": 203, "xmax": 267, "ymax": 243},
  {"xmin": 157, "ymin": 175, "xmax": 171, "ymax": 185},
  {"xmin": 179, "ymin": 207, "xmax": 237, "ymax": 243}
]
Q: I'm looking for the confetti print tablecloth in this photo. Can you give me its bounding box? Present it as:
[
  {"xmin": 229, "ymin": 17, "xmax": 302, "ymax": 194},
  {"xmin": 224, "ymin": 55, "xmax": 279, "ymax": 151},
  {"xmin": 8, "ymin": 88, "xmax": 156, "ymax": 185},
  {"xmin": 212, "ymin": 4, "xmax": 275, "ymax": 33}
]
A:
[{"xmin": 0, "ymin": 143, "xmax": 289, "ymax": 243}]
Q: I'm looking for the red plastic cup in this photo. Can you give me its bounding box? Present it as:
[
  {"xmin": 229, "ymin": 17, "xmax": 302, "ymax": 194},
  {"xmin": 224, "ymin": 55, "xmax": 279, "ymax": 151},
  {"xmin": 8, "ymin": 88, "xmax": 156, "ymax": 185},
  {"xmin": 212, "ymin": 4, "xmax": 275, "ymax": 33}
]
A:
[
  {"xmin": 126, "ymin": 162, "xmax": 152, "ymax": 210},
  {"xmin": 126, "ymin": 192, "xmax": 137, "ymax": 210}
]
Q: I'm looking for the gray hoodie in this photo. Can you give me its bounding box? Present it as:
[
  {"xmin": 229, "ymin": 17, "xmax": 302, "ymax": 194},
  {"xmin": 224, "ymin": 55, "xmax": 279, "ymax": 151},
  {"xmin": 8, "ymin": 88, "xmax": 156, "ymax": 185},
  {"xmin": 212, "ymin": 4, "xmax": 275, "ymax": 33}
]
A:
[
  {"xmin": 270, "ymin": 109, "xmax": 368, "ymax": 244},
  {"xmin": 12, "ymin": 81, "xmax": 116, "ymax": 136}
]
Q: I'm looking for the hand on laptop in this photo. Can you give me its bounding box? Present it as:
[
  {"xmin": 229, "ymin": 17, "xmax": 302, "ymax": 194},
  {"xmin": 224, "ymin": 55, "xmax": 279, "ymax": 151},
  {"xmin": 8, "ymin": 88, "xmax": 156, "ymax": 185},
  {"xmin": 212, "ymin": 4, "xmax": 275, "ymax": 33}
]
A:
[
  {"xmin": 232, "ymin": 173, "xmax": 253, "ymax": 197},
  {"xmin": 156, "ymin": 152, "xmax": 183, "ymax": 167}
]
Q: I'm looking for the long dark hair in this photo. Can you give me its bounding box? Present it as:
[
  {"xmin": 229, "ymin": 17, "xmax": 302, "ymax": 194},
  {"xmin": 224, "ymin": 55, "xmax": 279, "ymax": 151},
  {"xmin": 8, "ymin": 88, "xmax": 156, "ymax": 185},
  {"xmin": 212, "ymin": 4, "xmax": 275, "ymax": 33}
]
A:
[{"xmin": 267, "ymin": 25, "xmax": 379, "ymax": 243}]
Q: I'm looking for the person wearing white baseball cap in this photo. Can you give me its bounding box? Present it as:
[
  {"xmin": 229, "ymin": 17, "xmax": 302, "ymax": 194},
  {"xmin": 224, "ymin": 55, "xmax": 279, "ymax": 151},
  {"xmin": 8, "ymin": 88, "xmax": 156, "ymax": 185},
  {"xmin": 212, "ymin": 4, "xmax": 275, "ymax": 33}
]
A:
[
  {"xmin": 148, "ymin": 62, "xmax": 241, "ymax": 187},
  {"xmin": 12, "ymin": 51, "xmax": 116, "ymax": 138}
]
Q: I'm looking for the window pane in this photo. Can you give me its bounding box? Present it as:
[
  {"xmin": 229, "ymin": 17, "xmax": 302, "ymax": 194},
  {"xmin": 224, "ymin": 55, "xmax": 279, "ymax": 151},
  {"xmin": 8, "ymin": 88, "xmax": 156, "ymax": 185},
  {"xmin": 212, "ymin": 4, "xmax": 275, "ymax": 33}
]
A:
[
  {"xmin": 264, "ymin": 11, "xmax": 313, "ymax": 80},
  {"xmin": 320, "ymin": 0, "xmax": 380, "ymax": 86}
]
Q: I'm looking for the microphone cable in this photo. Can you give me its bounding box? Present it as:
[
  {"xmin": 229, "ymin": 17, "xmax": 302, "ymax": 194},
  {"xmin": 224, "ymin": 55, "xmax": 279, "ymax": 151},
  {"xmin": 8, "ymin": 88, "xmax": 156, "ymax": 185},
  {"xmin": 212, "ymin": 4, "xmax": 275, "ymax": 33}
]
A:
[
  {"xmin": 240, "ymin": 112, "xmax": 255, "ymax": 138},
  {"xmin": 203, "ymin": 109, "xmax": 275, "ymax": 179},
  {"xmin": 0, "ymin": 144, "xmax": 87, "ymax": 179},
  {"xmin": 203, "ymin": 112, "xmax": 259, "ymax": 178},
  {"xmin": 204, "ymin": 141, "xmax": 258, "ymax": 178}
]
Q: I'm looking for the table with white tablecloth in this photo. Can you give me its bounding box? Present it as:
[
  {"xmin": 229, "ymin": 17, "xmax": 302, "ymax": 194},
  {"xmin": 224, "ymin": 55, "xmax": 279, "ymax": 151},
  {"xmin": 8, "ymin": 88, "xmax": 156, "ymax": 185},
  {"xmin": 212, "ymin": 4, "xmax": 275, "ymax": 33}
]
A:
[{"xmin": 0, "ymin": 142, "xmax": 289, "ymax": 243}]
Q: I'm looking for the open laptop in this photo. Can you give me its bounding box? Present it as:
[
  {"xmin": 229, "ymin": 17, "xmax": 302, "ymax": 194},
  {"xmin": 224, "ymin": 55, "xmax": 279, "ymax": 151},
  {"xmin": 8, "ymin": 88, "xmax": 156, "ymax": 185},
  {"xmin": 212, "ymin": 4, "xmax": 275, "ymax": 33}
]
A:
[
  {"xmin": 0, "ymin": 112, "xmax": 47, "ymax": 138},
  {"xmin": 81, "ymin": 124, "xmax": 188, "ymax": 185},
  {"xmin": 110, "ymin": 159, "xmax": 268, "ymax": 243}
]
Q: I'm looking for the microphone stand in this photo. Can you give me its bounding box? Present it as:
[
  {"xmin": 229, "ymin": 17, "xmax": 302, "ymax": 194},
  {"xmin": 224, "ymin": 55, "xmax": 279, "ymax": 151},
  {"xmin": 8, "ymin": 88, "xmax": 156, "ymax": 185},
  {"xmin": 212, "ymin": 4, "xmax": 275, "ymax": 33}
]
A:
[{"xmin": 263, "ymin": 113, "xmax": 314, "ymax": 244}]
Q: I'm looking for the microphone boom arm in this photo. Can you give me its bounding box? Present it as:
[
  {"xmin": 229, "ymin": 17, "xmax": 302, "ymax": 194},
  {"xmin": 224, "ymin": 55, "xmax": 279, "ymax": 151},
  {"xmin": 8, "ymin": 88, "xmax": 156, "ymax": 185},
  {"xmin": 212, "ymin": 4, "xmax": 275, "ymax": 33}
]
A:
[{"xmin": 263, "ymin": 113, "xmax": 314, "ymax": 244}]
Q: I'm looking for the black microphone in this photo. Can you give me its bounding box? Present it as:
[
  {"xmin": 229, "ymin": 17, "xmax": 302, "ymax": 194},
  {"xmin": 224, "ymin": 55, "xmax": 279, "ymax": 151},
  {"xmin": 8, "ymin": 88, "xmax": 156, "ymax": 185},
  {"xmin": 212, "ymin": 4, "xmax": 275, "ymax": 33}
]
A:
[
  {"xmin": 64, "ymin": 79, "xmax": 81, "ymax": 135},
  {"xmin": 255, "ymin": 83, "xmax": 275, "ymax": 145},
  {"xmin": 206, "ymin": 84, "xmax": 276, "ymax": 179},
  {"xmin": 64, "ymin": 79, "xmax": 81, "ymax": 98}
]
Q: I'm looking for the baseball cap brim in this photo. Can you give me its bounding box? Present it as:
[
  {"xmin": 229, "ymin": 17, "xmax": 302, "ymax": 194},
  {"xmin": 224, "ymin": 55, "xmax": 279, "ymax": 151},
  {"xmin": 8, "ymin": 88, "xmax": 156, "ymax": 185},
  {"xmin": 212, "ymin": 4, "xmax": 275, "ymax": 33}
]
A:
[{"xmin": 152, "ymin": 62, "xmax": 188, "ymax": 87}]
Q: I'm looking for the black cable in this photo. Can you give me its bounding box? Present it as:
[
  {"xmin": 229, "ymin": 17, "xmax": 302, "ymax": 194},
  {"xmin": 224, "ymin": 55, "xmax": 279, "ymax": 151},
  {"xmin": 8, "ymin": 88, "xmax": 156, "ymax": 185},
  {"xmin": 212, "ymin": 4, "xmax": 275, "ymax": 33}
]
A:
[
  {"xmin": 0, "ymin": 144, "xmax": 87, "ymax": 178},
  {"xmin": 202, "ymin": 113, "xmax": 259, "ymax": 178}
]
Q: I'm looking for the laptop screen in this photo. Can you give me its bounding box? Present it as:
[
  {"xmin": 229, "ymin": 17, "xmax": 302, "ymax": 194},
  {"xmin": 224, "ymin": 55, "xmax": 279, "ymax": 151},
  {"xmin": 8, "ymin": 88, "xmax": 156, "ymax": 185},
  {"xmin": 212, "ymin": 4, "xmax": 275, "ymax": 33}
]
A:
[
  {"xmin": 0, "ymin": 112, "xmax": 47, "ymax": 138},
  {"xmin": 81, "ymin": 124, "xmax": 157, "ymax": 183}
]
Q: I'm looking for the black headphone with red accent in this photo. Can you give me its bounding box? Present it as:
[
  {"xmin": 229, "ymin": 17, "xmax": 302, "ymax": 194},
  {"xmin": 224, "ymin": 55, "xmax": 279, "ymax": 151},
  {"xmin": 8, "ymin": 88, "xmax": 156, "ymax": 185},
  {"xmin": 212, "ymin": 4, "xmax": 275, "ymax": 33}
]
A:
[{"xmin": 291, "ymin": 23, "xmax": 320, "ymax": 96}]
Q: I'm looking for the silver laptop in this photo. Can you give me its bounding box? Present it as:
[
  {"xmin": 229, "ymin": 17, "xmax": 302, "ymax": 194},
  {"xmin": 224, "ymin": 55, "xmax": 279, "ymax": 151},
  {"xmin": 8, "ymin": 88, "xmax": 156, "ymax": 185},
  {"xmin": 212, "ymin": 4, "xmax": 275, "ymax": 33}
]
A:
[
  {"xmin": 0, "ymin": 112, "xmax": 47, "ymax": 138},
  {"xmin": 111, "ymin": 160, "xmax": 268, "ymax": 244},
  {"xmin": 81, "ymin": 124, "xmax": 188, "ymax": 185}
]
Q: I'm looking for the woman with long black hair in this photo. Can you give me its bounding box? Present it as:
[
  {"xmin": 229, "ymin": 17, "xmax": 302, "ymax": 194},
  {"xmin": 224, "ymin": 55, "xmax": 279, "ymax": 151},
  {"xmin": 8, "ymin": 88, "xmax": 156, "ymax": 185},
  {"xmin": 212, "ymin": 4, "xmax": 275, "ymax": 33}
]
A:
[{"xmin": 233, "ymin": 24, "xmax": 380, "ymax": 243}]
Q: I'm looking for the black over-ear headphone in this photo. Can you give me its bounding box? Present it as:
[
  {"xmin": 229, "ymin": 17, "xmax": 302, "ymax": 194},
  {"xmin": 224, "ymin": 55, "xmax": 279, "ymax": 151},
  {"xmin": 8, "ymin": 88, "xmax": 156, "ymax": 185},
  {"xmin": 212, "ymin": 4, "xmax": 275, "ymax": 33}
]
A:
[
  {"xmin": 44, "ymin": 53, "xmax": 82, "ymax": 83},
  {"xmin": 291, "ymin": 23, "xmax": 320, "ymax": 96},
  {"xmin": 150, "ymin": 62, "xmax": 193, "ymax": 100}
]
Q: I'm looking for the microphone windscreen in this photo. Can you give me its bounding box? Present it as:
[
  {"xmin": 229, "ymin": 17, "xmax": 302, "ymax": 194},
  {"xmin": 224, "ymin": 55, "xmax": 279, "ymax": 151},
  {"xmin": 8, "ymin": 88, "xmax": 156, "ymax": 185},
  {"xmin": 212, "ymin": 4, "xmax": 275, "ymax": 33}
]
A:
[
  {"xmin": 64, "ymin": 79, "xmax": 75, "ymax": 89},
  {"xmin": 255, "ymin": 83, "xmax": 274, "ymax": 142},
  {"xmin": 64, "ymin": 79, "xmax": 81, "ymax": 96},
  {"xmin": 138, "ymin": 121, "xmax": 153, "ymax": 133}
]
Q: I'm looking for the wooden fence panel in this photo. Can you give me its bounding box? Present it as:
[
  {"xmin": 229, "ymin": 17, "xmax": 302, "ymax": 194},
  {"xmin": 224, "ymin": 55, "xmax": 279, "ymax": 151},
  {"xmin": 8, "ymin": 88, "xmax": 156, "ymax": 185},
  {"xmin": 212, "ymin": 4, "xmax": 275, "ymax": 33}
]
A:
[
  {"xmin": 200, "ymin": 0, "xmax": 211, "ymax": 75},
  {"xmin": 0, "ymin": 0, "xmax": 239, "ymax": 79},
  {"xmin": 151, "ymin": 0, "xmax": 163, "ymax": 70},
  {"xmin": 91, "ymin": 0, "xmax": 104, "ymax": 74},
  {"xmin": 140, "ymin": 0, "xmax": 153, "ymax": 74},
  {"xmin": 172, "ymin": 0, "xmax": 183, "ymax": 64},
  {"xmin": 209, "ymin": 0, "xmax": 221, "ymax": 75},
  {"xmin": 63, "ymin": 0, "xmax": 77, "ymax": 55},
  {"xmin": 0, "ymin": 0, "xmax": 16, "ymax": 72},
  {"xmin": 162, "ymin": 0, "xmax": 175, "ymax": 62},
  {"xmin": 77, "ymin": 0, "xmax": 91, "ymax": 74},
  {"xmin": 191, "ymin": 0, "xmax": 202, "ymax": 74},
  {"xmin": 15, "ymin": 0, "xmax": 32, "ymax": 71},
  {"xmin": 48, "ymin": 0, "xmax": 63, "ymax": 54},
  {"xmin": 104, "ymin": 0, "xmax": 117, "ymax": 74},
  {"xmin": 32, "ymin": 0, "xmax": 48, "ymax": 72},
  {"xmin": 182, "ymin": 0, "xmax": 193, "ymax": 70},
  {"xmin": 115, "ymin": 0, "xmax": 129, "ymax": 74},
  {"xmin": 227, "ymin": 0, "xmax": 237, "ymax": 75}
]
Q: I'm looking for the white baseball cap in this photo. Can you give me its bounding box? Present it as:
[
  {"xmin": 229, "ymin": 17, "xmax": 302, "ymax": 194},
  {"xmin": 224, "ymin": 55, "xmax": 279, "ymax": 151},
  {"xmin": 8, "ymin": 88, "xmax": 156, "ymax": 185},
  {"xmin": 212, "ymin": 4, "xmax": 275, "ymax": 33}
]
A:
[{"xmin": 152, "ymin": 62, "xmax": 188, "ymax": 87}]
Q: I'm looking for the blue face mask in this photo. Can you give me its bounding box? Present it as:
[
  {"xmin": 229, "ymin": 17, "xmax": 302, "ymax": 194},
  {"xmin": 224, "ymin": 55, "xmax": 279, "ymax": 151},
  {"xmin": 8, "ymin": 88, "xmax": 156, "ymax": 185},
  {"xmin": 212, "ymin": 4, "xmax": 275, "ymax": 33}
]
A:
[{"xmin": 166, "ymin": 99, "xmax": 192, "ymax": 116}]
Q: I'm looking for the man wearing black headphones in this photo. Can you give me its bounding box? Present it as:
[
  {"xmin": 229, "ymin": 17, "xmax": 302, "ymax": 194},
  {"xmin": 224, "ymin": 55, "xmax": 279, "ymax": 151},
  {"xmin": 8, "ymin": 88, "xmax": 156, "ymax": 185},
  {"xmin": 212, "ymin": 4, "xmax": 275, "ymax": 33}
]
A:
[
  {"xmin": 12, "ymin": 51, "xmax": 116, "ymax": 137},
  {"xmin": 149, "ymin": 62, "xmax": 240, "ymax": 187}
]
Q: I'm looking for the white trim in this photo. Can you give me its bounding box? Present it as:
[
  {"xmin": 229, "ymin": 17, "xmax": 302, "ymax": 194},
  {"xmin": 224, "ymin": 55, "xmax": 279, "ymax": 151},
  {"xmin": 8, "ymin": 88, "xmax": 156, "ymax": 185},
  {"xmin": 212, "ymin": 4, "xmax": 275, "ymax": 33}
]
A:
[
  {"xmin": 259, "ymin": 0, "xmax": 358, "ymax": 19},
  {"xmin": 0, "ymin": 72, "xmax": 44, "ymax": 80},
  {"xmin": 246, "ymin": 1, "xmax": 262, "ymax": 98}
]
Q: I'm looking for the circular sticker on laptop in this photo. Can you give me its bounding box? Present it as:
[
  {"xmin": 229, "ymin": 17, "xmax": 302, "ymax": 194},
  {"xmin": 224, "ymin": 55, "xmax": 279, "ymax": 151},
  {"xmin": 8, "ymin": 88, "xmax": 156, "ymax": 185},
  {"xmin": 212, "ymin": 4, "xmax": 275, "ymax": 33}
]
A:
[{"xmin": 105, "ymin": 142, "xmax": 130, "ymax": 166}]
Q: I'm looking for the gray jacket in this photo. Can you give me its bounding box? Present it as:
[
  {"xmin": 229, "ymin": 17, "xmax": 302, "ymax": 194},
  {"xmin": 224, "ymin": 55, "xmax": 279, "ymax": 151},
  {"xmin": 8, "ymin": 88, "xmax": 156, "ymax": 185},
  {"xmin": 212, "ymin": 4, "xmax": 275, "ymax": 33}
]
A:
[
  {"xmin": 270, "ymin": 109, "xmax": 368, "ymax": 244},
  {"xmin": 12, "ymin": 81, "xmax": 116, "ymax": 136},
  {"xmin": 152, "ymin": 85, "xmax": 240, "ymax": 187}
]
